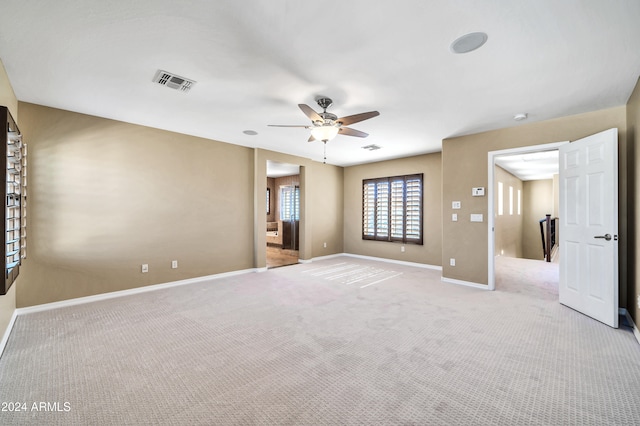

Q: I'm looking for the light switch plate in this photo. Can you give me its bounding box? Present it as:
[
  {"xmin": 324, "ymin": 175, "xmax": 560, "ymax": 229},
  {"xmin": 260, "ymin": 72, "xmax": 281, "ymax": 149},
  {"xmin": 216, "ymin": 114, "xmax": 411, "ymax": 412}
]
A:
[
  {"xmin": 452, "ymin": 201, "xmax": 461, "ymax": 209},
  {"xmin": 470, "ymin": 214, "xmax": 483, "ymax": 222}
]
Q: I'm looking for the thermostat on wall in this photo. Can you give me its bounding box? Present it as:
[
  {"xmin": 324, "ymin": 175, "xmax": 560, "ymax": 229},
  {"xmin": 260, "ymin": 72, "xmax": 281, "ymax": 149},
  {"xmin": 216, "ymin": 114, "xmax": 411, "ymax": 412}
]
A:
[{"xmin": 472, "ymin": 187, "xmax": 485, "ymax": 196}]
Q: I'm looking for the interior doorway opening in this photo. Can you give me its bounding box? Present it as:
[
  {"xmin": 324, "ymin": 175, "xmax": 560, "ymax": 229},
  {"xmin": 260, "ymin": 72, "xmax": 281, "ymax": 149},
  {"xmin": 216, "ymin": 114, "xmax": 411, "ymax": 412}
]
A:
[
  {"xmin": 266, "ymin": 160, "xmax": 300, "ymax": 268},
  {"xmin": 488, "ymin": 142, "xmax": 567, "ymax": 291}
]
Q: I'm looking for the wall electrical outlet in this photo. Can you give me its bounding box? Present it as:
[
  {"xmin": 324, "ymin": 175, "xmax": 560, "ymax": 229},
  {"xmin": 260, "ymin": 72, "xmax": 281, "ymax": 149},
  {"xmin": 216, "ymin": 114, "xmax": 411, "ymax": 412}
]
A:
[
  {"xmin": 450, "ymin": 258, "xmax": 456, "ymax": 266},
  {"xmin": 452, "ymin": 213, "xmax": 458, "ymax": 222},
  {"xmin": 323, "ymin": 242, "xmax": 327, "ymax": 248},
  {"xmin": 401, "ymin": 246, "xmax": 405, "ymax": 253},
  {"xmin": 141, "ymin": 264, "xmax": 149, "ymax": 273},
  {"xmin": 171, "ymin": 260, "xmax": 178, "ymax": 269}
]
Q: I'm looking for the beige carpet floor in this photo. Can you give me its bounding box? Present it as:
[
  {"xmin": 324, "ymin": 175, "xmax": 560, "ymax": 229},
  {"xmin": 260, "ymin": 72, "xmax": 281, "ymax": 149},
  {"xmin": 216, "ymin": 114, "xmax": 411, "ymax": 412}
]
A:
[{"xmin": 0, "ymin": 255, "xmax": 639, "ymax": 425}]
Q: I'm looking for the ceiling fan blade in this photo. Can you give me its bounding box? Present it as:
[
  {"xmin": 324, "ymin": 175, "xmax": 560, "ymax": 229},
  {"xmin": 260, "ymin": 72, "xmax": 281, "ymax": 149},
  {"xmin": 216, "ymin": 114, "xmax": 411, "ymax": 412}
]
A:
[
  {"xmin": 338, "ymin": 127, "xmax": 369, "ymax": 138},
  {"xmin": 337, "ymin": 111, "xmax": 380, "ymax": 126},
  {"xmin": 308, "ymin": 135, "xmax": 316, "ymax": 142},
  {"xmin": 268, "ymin": 124, "xmax": 311, "ymax": 128},
  {"xmin": 298, "ymin": 104, "xmax": 323, "ymax": 122}
]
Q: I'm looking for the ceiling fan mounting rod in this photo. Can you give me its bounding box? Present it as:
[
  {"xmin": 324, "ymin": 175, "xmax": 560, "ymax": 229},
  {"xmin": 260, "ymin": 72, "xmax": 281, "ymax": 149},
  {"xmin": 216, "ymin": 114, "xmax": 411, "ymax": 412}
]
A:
[{"xmin": 316, "ymin": 97, "xmax": 333, "ymax": 112}]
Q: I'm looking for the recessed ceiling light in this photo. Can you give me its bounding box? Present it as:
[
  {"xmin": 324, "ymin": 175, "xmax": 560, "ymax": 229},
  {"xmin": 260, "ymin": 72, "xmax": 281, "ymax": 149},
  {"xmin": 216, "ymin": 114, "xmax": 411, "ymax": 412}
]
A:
[
  {"xmin": 450, "ymin": 32, "xmax": 488, "ymax": 54},
  {"xmin": 243, "ymin": 130, "xmax": 258, "ymax": 135},
  {"xmin": 513, "ymin": 113, "xmax": 528, "ymax": 121}
]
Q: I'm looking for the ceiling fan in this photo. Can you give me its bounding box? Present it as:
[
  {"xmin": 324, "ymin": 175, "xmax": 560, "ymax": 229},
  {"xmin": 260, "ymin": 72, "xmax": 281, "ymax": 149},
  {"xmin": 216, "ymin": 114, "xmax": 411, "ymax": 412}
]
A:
[{"xmin": 268, "ymin": 98, "xmax": 380, "ymax": 162}]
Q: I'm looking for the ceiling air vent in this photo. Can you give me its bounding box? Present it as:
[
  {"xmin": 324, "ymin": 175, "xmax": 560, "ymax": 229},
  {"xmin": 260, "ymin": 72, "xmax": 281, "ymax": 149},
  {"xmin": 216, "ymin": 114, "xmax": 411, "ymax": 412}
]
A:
[
  {"xmin": 152, "ymin": 70, "xmax": 196, "ymax": 93},
  {"xmin": 362, "ymin": 144, "xmax": 381, "ymax": 151}
]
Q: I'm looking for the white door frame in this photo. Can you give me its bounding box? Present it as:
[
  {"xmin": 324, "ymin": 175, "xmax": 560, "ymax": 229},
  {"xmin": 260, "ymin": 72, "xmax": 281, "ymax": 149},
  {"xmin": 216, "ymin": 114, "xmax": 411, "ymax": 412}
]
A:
[{"xmin": 487, "ymin": 141, "xmax": 568, "ymax": 290}]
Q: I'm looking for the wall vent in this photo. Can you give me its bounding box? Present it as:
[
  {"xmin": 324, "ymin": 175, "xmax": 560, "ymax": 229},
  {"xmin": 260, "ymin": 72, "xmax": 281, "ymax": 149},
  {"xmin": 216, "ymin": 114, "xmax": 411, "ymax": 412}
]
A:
[{"xmin": 152, "ymin": 70, "xmax": 196, "ymax": 93}]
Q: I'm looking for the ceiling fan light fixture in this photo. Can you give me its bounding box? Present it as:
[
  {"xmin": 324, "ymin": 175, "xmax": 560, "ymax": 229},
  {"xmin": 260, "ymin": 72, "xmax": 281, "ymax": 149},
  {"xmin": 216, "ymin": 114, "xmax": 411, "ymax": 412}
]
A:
[{"xmin": 311, "ymin": 125, "xmax": 339, "ymax": 142}]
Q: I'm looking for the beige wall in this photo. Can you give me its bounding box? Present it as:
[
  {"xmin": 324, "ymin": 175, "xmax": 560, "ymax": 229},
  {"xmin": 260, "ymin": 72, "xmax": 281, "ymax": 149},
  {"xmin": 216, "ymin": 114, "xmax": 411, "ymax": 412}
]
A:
[
  {"xmin": 18, "ymin": 103, "xmax": 256, "ymax": 307},
  {"xmin": 0, "ymin": 58, "xmax": 17, "ymax": 346},
  {"xmin": 522, "ymin": 179, "xmax": 554, "ymax": 260},
  {"xmin": 309, "ymin": 164, "xmax": 344, "ymax": 257},
  {"xmin": 627, "ymin": 76, "xmax": 640, "ymax": 325},
  {"xmin": 343, "ymin": 153, "xmax": 442, "ymax": 266},
  {"xmin": 442, "ymin": 106, "xmax": 628, "ymax": 295},
  {"xmin": 11, "ymin": 104, "xmax": 344, "ymax": 308},
  {"xmin": 494, "ymin": 166, "xmax": 523, "ymax": 258}
]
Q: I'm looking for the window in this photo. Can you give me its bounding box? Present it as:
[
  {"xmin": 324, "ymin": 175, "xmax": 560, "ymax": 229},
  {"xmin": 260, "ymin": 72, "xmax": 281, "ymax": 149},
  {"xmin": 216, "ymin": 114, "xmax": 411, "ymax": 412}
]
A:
[
  {"xmin": 362, "ymin": 174, "xmax": 423, "ymax": 244},
  {"xmin": 517, "ymin": 189, "xmax": 521, "ymax": 215},
  {"xmin": 509, "ymin": 186, "xmax": 514, "ymax": 215},
  {"xmin": 266, "ymin": 188, "xmax": 270, "ymax": 215},
  {"xmin": 280, "ymin": 186, "xmax": 299, "ymax": 221},
  {"xmin": 498, "ymin": 182, "xmax": 504, "ymax": 216}
]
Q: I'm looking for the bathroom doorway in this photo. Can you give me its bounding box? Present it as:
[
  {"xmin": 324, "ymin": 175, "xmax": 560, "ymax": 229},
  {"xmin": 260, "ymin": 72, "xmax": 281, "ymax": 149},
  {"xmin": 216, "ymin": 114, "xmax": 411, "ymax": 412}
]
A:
[{"xmin": 266, "ymin": 161, "xmax": 300, "ymax": 268}]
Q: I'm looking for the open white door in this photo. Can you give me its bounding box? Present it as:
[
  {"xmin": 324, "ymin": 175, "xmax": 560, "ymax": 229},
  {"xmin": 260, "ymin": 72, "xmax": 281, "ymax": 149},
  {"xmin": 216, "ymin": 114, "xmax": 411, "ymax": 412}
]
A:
[{"xmin": 559, "ymin": 128, "xmax": 618, "ymax": 328}]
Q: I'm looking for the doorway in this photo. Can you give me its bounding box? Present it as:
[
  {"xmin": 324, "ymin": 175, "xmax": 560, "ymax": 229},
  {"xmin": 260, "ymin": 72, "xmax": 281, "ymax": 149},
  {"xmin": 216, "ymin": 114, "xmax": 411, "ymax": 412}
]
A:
[
  {"xmin": 266, "ymin": 160, "xmax": 300, "ymax": 268},
  {"xmin": 488, "ymin": 142, "xmax": 567, "ymax": 290}
]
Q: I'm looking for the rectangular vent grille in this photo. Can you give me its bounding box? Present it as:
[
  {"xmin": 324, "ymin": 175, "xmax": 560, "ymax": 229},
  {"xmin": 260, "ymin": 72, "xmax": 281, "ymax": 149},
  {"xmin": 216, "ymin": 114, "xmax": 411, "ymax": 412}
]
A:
[{"xmin": 153, "ymin": 70, "xmax": 196, "ymax": 93}]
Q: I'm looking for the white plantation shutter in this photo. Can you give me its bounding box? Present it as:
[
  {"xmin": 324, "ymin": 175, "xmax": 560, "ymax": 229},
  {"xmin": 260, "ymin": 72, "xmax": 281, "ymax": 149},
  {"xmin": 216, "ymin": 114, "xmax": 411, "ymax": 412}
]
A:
[
  {"xmin": 405, "ymin": 177, "xmax": 422, "ymax": 242},
  {"xmin": 375, "ymin": 181, "xmax": 389, "ymax": 238},
  {"xmin": 390, "ymin": 179, "xmax": 405, "ymax": 240},
  {"xmin": 362, "ymin": 174, "xmax": 423, "ymax": 244},
  {"xmin": 363, "ymin": 182, "xmax": 376, "ymax": 237},
  {"xmin": 280, "ymin": 186, "xmax": 299, "ymax": 221}
]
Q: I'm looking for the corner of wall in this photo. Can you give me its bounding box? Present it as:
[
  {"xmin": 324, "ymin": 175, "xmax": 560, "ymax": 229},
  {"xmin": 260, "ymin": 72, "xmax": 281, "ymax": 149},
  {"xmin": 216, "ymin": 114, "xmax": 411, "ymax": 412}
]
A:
[
  {"xmin": 626, "ymin": 75, "xmax": 640, "ymax": 325},
  {"xmin": 0, "ymin": 57, "xmax": 18, "ymax": 352},
  {"xmin": 0, "ymin": 58, "xmax": 18, "ymax": 120}
]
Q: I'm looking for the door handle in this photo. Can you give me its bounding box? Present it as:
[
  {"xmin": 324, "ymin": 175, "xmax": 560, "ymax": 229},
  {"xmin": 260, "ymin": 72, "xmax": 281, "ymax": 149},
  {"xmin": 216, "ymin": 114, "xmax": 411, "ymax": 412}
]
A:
[{"xmin": 594, "ymin": 234, "xmax": 612, "ymax": 241}]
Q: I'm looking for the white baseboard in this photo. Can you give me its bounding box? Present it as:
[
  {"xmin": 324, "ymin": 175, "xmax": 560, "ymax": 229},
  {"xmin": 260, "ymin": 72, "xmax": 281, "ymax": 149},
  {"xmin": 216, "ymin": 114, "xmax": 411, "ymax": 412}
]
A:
[
  {"xmin": 441, "ymin": 277, "xmax": 490, "ymax": 290},
  {"xmin": 0, "ymin": 309, "xmax": 18, "ymax": 359},
  {"xmin": 16, "ymin": 267, "xmax": 259, "ymax": 316},
  {"xmin": 310, "ymin": 253, "xmax": 345, "ymax": 262},
  {"xmin": 340, "ymin": 253, "xmax": 443, "ymax": 271},
  {"xmin": 619, "ymin": 308, "xmax": 640, "ymax": 345}
]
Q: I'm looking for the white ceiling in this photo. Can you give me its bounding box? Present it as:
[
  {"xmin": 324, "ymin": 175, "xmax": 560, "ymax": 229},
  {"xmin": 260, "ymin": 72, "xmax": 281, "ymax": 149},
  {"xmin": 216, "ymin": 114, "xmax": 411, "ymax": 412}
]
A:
[
  {"xmin": 495, "ymin": 150, "xmax": 559, "ymax": 181},
  {"xmin": 1, "ymin": 1, "xmax": 639, "ymax": 167},
  {"xmin": 267, "ymin": 161, "xmax": 299, "ymax": 178}
]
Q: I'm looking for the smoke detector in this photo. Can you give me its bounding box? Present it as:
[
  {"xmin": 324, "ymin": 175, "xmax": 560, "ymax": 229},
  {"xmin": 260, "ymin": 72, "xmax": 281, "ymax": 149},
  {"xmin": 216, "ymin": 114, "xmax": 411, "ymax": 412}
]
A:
[{"xmin": 152, "ymin": 70, "xmax": 196, "ymax": 93}]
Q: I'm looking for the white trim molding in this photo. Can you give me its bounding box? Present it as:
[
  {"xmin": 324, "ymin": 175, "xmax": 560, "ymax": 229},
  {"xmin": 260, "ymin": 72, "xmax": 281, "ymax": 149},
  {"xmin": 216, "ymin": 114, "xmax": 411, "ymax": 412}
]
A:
[
  {"xmin": 0, "ymin": 309, "xmax": 18, "ymax": 359},
  {"xmin": 310, "ymin": 253, "xmax": 346, "ymax": 262},
  {"xmin": 441, "ymin": 277, "xmax": 490, "ymax": 290},
  {"xmin": 341, "ymin": 253, "xmax": 442, "ymax": 271},
  {"xmin": 620, "ymin": 308, "xmax": 640, "ymax": 345},
  {"xmin": 16, "ymin": 268, "xmax": 259, "ymax": 316}
]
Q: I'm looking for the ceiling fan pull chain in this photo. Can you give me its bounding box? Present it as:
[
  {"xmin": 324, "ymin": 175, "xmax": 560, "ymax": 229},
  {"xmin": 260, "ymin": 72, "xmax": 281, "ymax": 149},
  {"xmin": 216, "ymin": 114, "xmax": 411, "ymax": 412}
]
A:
[{"xmin": 323, "ymin": 141, "xmax": 327, "ymax": 164}]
